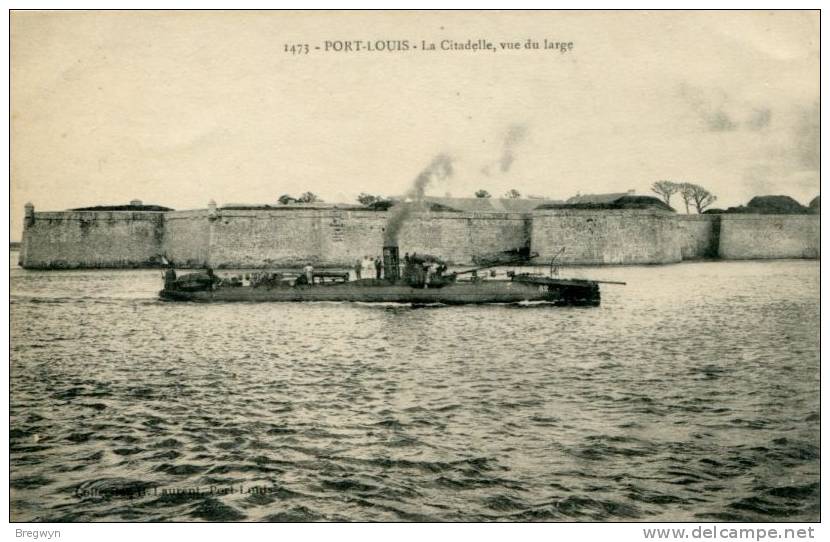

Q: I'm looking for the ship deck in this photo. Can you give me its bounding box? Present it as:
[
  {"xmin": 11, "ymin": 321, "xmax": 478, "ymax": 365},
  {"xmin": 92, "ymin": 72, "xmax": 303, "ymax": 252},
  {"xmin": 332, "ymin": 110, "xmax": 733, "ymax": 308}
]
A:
[{"xmin": 160, "ymin": 277, "xmax": 600, "ymax": 306}]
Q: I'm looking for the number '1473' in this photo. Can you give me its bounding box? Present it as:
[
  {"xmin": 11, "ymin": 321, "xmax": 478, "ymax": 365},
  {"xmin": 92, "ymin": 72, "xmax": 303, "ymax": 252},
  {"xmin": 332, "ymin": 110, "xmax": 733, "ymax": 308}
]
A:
[{"xmin": 284, "ymin": 43, "xmax": 309, "ymax": 55}]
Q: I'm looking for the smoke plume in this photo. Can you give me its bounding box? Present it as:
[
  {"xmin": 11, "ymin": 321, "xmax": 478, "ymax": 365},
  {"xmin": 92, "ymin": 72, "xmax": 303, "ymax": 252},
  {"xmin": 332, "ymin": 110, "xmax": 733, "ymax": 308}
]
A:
[
  {"xmin": 383, "ymin": 154, "xmax": 453, "ymax": 245},
  {"xmin": 499, "ymin": 124, "xmax": 528, "ymax": 172}
]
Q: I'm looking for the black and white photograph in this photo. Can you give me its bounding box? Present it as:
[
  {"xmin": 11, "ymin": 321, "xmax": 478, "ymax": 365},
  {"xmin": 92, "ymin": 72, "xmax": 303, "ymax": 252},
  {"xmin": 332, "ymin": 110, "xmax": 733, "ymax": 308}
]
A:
[{"xmin": 7, "ymin": 8, "xmax": 822, "ymax": 534}]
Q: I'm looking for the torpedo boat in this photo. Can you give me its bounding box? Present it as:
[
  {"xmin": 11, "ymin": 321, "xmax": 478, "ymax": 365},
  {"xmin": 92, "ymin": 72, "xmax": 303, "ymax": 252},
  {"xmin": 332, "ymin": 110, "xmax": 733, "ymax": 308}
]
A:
[{"xmin": 158, "ymin": 246, "xmax": 613, "ymax": 306}]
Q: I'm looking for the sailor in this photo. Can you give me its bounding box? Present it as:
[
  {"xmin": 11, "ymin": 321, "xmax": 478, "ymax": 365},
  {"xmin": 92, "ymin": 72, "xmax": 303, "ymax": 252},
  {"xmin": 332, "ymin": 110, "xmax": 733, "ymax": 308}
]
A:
[
  {"xmin": 410, "ymin": 253, "xmax": 419, "ymax": 281},
  {"xmin": 303, "ymin": 263, "xmax": 314, "ymax": 285},
  {"xmin": 354, "ymin": 258, "xmax": 362, "ymax": 280},
  {"xmin": 206, "ymin": 267, "xmax": 220, "ymax": 289},
  {"xmin": 164, "ymin": 267, "xmax": 177, "ymax": 289},
  {"xmin": 374, "ymin": 256, "xmax": 383, "ymax": 279},
  {"xmin": 362, "ymin": 256, "xmax": 373, "ymax": 278}
]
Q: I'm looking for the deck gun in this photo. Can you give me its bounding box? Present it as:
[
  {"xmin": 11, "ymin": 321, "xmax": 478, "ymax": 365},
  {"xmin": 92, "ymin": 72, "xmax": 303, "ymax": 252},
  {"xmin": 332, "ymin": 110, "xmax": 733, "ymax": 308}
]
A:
[
  {"xmin": 454, "ymin": 252, "xmax": 540, "ymax": 277},
  {"xmin": 454, "ymin": 251, "xmax": 627, "ymax": 286}
]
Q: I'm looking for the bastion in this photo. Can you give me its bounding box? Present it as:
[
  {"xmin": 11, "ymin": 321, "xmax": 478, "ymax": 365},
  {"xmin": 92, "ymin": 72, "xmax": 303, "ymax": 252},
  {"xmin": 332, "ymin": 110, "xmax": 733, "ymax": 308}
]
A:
[
  {"xmin": 19, "ymin": 203, "xmax": 166, "ymax": 269},
  {"xmin": 17, "ymin": 201, "xmax": 820, "ymax": 269},
  {"xmin": 530, "ymin": 208, "xmax": 682, "ymax": 265}
]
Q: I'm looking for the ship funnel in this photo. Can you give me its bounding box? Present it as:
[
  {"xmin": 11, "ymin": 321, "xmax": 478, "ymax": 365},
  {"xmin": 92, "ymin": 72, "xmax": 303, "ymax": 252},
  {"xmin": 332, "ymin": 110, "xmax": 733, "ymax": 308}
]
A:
[{"xmin": 383, "ymin": 245, "xmax": 400, "ymax": 281}]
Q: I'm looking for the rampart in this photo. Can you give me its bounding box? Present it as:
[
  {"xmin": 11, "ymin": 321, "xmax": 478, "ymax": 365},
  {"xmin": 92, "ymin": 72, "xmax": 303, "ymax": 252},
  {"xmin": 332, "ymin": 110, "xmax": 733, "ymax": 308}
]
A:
[
  {"xmin": 162, "ymin": 210, "xmax": 211, "ymax": 267},
  {"xmin": 530, "ymin": 209, "xmax": 681, "ymax": 264},
  {"xmin": 204, "ymin": 208, "xmax": 529, "ymax": 268},
  {"xmin": 19, "ymin": 210, "xmax": 165, "ymax": 269},
  {"xmin": 718, "ymin": 214, "xmax": 820, "ymax": 260},
  {"xmin": 676, "ymin": 214, "xmax": 720, "ymax": 260},
  {"xmin": 18, "ymin": 203, "xmax": 820, "ymax": 269}
]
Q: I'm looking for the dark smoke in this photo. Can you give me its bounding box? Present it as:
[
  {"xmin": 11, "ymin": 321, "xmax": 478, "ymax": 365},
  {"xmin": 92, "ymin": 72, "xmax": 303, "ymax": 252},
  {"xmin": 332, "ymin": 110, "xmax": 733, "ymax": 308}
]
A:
[
  {"xmin": 383, "ymin": 154, "xmax": 453, "ymax": 245},
  {"xmin": 499, "ymin": 124, "xmax": 528, "ymax": 172},
  {"xmin": 678, "ymin": 83, "xmax": 738, "ymax": 132},
  {"xmin": 747, "ymin": 108, "xmax": 772, "ymax": 131}
]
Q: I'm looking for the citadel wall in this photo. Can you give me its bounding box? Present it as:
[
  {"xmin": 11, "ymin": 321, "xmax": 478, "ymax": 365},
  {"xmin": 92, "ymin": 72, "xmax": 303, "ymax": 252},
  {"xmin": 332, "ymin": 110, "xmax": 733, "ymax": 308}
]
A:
[
  {"xmin": 718, "ymin": 214, "xmax": 820, "ymax": 260},
  {"xmin": 530, "ymin": 209, "xmax": 682, "ymax": 265},
  {"xmin": 162, "ymin": 210, "xmax": 212, "ymax": 267},
  {"xmin": 676, "ymin": 214, "xmax": 720, "ymax": 260},
  {"xmin": 18, "ymin": 204, "xmax": 820, "ymax": 269},
  {"xmin": 19, "ymin": 210, "xmax": 165, "ymax": 269},
  {"xmin": 203, "ymin": 208, "xmax": 528, "ymax": 267}
]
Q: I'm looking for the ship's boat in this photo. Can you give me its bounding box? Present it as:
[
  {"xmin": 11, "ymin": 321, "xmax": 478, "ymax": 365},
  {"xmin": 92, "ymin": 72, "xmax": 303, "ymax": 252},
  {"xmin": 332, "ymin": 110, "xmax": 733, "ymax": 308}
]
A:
[{"xmin": 159, "ymin": 246, "xmax": 607, "ymax": 306}]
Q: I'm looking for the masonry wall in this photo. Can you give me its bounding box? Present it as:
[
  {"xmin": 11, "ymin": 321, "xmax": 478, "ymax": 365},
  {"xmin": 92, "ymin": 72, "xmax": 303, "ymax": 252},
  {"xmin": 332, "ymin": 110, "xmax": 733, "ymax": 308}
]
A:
[
  {"xmin": 318, "ymin": 209, "xmax": 387, "ymax": 266},
  {"xmin": 204, "ymin": 208, "xmax": 529, "ymax": 267},
  {"xmin": 676, "ymin": 214, "xmax": 719, "ymax": 260},
  {"xmin": 396, "ymin": 212, "xmax": 529, "ymax": 265},
  {"xmin": 208, "ymin": 209, "xmax": 335, "ymax": 268},
  {"xmin": 163, "ymin": 210, "xmax": 211, "ymax": 267},
  {"xmin": 19, "ymin": 206, "xmax": 820, "ymax": 269},
  {"xmin": 530, "ymin": 209, "xmax": 682, "ymax": 264},
  {"xmin": 718, "ymin": 215, "xmax": 820, "ymax": 260},
  {"xmin": 20, "ymin": 211, "xmax": 164, "ymax": 269}
]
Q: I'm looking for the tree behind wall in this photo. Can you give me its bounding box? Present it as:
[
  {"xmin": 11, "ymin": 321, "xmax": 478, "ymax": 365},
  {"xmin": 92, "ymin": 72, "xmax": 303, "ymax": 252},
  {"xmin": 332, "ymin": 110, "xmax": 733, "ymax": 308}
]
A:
[
  {"xmin": 357, "ymin": 193, "xmax": 379, "ymax": 206},
  {"xmin": 678, "ymin": 183, "xmax": 694, "ymax": 214},
  {"xmin": 678, "ymin": 183, "xmax": 716, "ymax": 213},
  {"xmin": 651, "ymin": 180, "xmax": 679, "ymax": 205},
  {"xmin": 299, "ymin": 192, "xmax": 322, "ymax": 203},
  {"xmin": 278, "ymin": 192, "xmax": 323, "ymax": 204},
  {"xmin": 689, "ymin": 185, "xmax": 716, "ymax": 213},
  {"xmin": 475, "ymin": 190, "xmax": 492, "ymax": 199}
]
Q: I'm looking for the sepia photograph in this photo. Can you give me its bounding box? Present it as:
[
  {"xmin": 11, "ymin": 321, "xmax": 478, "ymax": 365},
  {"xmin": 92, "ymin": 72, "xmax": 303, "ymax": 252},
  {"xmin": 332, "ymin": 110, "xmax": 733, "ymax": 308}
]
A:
[{"xmin": 8, "ymin": 8, "xmax": 821, "ymax": 532}]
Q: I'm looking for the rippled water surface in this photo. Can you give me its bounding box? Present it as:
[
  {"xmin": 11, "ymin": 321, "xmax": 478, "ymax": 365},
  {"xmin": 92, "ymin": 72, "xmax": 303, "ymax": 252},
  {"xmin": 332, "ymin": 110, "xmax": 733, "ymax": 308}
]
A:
[{"xmin": 10, "ymin": 257, "xmax": 820, "ymax": 522}]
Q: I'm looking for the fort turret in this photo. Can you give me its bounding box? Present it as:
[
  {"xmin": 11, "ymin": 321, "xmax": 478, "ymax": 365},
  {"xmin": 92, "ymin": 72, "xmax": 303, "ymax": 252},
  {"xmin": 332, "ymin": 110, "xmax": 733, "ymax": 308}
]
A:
[
  {"xmin": 208, "ymin": 199, "xmax": 219, "ymax": 220},
  {"xmin": 24, "ymin": 202, "xmax": 34, "ymax": 228}
]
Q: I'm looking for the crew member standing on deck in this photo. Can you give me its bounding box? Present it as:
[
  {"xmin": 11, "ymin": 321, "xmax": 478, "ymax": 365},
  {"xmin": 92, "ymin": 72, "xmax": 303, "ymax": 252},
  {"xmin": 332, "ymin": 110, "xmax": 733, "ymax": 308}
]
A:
[
  {"xmin": 303, "ymin": 263, "xmax": 314, "ymax": 285},
  {"xmin": 164, "ymin": 267, "xmax": 177, "ymax": 289},
  {"xmin": 206, "ymin": 268, "xmax": 219, "ymax": 290},
  {"xmin": 354, "ymin": 258, "xmax": 362, "ymax": 280},
  {"xmin": 374, "ymin": 256, "xmax": 383, "ymax": 279}
]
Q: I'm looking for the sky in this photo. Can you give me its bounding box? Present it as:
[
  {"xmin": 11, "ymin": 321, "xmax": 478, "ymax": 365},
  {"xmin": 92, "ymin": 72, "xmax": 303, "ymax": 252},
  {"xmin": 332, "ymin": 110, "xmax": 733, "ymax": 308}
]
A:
[{"xmin": 10, "ymin": 10, "xmax": 819, "ymax": 240}]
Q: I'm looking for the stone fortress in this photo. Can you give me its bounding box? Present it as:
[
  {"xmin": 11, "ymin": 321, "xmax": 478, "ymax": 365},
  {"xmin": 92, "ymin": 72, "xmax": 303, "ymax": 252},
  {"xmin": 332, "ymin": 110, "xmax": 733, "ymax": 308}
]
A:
[{"xmin": 18, "ymin": 194, "xmax": 820, "ymax": 269}]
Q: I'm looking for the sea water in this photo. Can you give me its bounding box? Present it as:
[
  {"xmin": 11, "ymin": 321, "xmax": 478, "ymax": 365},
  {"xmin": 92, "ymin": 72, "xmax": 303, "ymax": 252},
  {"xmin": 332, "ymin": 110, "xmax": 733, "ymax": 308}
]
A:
[{"xmin": 10, "ymin": 255, "xmax": 820, "ymax": 521}]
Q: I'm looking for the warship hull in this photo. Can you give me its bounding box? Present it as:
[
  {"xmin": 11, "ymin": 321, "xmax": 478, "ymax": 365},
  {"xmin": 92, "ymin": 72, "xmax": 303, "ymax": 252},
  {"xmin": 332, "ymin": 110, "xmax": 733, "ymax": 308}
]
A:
[{"xmin": 159, "ymin": 277, "xmax": 601, "ymax": 306}]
